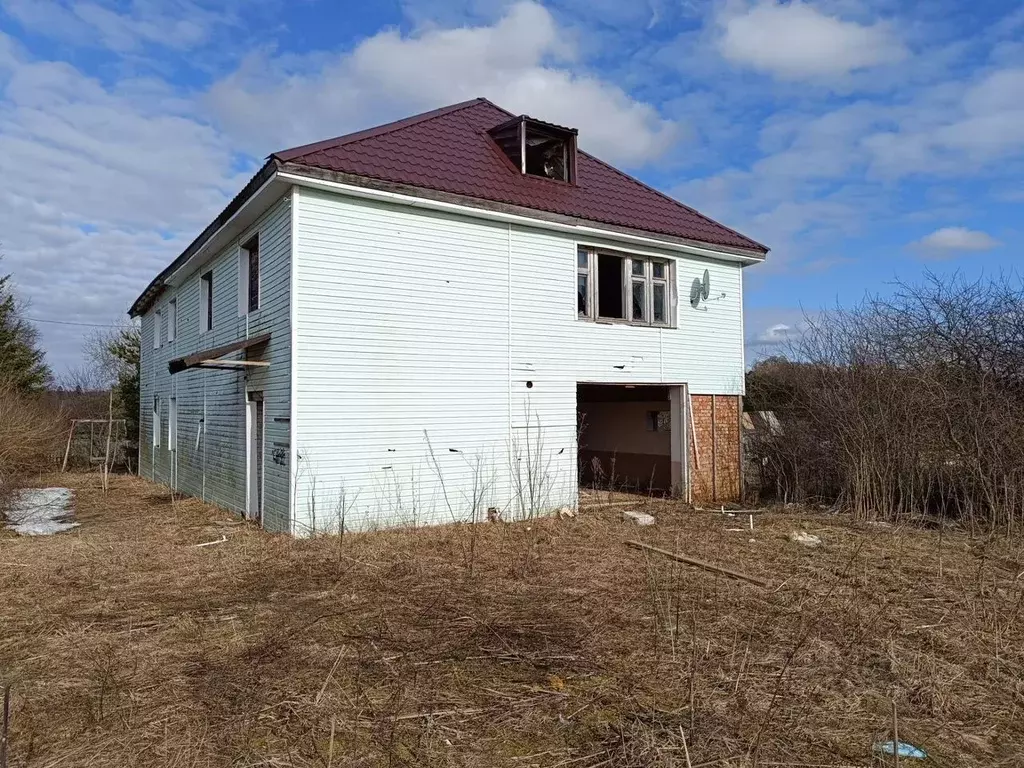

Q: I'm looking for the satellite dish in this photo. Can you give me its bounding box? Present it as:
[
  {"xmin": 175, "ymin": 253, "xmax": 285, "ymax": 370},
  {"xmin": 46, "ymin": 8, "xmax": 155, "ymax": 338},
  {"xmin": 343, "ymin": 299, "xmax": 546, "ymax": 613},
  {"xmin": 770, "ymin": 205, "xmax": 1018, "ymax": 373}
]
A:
[
  {"xmin": 690, "ymin": 278, "xmax": 703, "ymax": 309},
  {"xmin": 701, "ymin": 269, "xmax": 711, "ymax": 301}
]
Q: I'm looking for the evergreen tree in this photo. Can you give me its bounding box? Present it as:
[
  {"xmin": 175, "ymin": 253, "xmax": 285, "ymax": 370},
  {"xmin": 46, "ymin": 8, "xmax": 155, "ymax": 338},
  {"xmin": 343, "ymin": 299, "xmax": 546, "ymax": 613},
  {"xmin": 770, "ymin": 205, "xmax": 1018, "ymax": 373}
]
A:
[
  {"xmin": 108, "ymin": 327, "xmax": 140, "ymax": 448},
  {"xmin": 0, "ymin": 272, "xmax": 51, "ymax": 393}
]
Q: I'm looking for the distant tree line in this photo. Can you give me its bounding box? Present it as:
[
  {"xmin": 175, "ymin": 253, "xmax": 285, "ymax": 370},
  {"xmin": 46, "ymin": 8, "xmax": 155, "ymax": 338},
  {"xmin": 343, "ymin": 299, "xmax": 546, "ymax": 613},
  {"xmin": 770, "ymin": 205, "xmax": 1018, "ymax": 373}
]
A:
[
  {"xmin": 745, "ymin": 271, "xmax": 1024, "ymax": 534},
  {"xmin": 0, "ymin": 255, "xmax": 140, "ymax": 485}
]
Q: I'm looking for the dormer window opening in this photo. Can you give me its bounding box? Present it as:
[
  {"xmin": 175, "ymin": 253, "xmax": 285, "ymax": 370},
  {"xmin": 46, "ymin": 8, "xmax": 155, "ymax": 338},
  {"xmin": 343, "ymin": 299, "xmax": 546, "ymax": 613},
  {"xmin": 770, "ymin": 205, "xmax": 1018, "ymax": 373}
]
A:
[{"xmin": 488, "ymin": 116, "xmax": 578, "ymax": 183}]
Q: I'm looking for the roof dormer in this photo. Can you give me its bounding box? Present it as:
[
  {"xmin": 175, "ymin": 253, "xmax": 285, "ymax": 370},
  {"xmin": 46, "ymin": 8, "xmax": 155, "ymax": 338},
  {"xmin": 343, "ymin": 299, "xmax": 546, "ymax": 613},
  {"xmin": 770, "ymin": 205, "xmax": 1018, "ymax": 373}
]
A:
[{"xmin": 488, "ymin": 115, "xmax": 578, "ymax": 183}]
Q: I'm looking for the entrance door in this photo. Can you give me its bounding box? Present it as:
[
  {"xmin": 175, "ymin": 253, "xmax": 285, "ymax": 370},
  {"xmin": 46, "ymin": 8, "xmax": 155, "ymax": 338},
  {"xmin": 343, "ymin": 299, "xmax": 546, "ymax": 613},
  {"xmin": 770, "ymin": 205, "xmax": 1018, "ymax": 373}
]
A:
[{"xmin": 246, "ymin": 392, "xmax": 264, "ymax": 523}]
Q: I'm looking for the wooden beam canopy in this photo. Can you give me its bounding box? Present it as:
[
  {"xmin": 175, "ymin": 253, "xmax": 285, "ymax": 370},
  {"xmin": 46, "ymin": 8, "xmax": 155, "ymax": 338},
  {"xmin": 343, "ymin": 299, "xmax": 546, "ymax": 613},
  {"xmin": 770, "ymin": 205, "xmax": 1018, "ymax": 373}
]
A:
[{"xmin": 168, "ymin": 332, "xmax": 271, "ymax": 374}]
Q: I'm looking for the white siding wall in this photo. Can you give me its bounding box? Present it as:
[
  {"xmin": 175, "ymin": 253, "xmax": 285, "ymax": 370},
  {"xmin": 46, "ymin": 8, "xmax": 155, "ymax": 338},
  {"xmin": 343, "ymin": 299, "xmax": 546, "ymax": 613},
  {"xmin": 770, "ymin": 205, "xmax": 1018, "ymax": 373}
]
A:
[
  {"xmin": 293, "ymin": 187, "xmax": 747, "ymax": 533},
  {"xmin": 139, "ymin": 194, "xmax": 292, "ymax": 531}
]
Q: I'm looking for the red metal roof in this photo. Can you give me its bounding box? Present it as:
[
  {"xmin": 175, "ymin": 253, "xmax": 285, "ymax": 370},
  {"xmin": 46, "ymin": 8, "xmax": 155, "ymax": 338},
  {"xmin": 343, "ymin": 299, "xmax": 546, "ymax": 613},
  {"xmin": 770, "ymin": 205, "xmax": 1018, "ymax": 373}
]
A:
[{"xmin": 274, "ymin": 98, "xmax": 767, "ymax": 254}]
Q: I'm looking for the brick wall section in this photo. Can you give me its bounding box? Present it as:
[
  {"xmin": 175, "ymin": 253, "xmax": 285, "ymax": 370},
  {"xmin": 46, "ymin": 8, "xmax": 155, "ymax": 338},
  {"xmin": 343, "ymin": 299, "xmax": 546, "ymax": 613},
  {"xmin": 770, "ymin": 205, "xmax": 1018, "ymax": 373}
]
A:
[{"xmin": 689, "ymin": 394, "xmax": 741, "ymax": 504}]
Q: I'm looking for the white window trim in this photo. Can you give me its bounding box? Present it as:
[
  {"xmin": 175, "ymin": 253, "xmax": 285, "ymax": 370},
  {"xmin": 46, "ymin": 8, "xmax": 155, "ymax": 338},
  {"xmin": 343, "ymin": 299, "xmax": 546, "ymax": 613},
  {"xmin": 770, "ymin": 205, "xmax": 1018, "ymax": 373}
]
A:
[
  {"xmin": 152, "ymin": 396, "xmax": 161, "ymax": 448},
  {"xmin": 167, "ymin": 298, "xmax": 177, "ymax": 343},
  {"xmin": 153, "ymin": 309, "xmax": 161, "ymax": 349},
  {"xmin": 168, "ymin": 397, "xmax": 177, "ymax": 453},
  {"xmin": 576, "ymin": 246, "xmax": 675, "ymax": 328}
]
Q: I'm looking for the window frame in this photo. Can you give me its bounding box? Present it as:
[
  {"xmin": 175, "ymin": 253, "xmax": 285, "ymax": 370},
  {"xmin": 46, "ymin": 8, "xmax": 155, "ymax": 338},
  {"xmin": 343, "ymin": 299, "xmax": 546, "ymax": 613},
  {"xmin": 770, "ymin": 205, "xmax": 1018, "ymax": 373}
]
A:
[
  {"xmin": 168, "ymin": 397, "xmax": 177, "ymax": 453},
  {"xmin": 200, "ymin": 271, "xmax": 213, "ymax": 334},
  {"xmin": 152, "ymin": 396, "xmax": 161, "ymax": 449},
  {"xmin": 167, "ymin": 298, "xmax": 177, "ymax": 343},
  {"xmin": 238, "ymin": 233, "xmax": 260, "ymax": 316},
  {"xmin": 646, "ymin": 410, "xmax": 671, "ymax": 433},
  {"xmin": 577, "ymin": 249, "xmax": 591, "ymax": 317},
  {"xmin": 576, "ymin": 246, "xmax": 675, "ymax": 328},
  {"xmin": 153, "ymin": 309, "xmax": 161, "ymax": 349}
]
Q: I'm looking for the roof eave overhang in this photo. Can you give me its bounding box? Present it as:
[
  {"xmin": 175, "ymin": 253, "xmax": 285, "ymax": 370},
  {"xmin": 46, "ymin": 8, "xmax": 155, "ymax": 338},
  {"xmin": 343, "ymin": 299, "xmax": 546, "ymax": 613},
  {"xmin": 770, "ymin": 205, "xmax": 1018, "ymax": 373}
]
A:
[
  {"xmin": 278, "ymin": 163, "xmax": 768, "ymax": 266},
  {"xmin": 129, "ymin": 160, "xmax": 288, "ymax": 317}
]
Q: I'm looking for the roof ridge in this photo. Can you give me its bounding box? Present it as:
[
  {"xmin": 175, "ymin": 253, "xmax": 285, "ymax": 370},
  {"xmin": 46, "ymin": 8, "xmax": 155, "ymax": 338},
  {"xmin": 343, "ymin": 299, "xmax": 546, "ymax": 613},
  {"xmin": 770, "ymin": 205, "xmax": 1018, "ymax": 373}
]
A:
[
  {"xmin": 579, "ymin": 150, "xmax": 769, "ymax": 253},
  {"xmin": 273, "ymin": 97, "xmax": 492, "ymax": 163}
]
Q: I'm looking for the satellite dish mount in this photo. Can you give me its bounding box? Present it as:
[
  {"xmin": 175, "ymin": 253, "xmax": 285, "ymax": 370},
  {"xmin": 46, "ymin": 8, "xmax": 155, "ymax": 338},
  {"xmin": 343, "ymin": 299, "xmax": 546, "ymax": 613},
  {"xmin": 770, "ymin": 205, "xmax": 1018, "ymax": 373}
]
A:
[{"xmin": 690, "ymin": 269, "xmax": 711, "ymax": 309}]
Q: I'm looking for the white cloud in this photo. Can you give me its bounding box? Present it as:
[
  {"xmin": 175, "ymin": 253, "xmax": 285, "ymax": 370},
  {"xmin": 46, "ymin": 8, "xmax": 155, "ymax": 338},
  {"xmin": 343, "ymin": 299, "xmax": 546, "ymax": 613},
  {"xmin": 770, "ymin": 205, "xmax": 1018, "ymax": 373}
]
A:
[
  {"xmin": 744, "ymin": 306, "xmax": 812, "ymax": 364},
  {"xmin": 865, "ymin": 68, "xmax": 1024, "ymax": 176},
  {"xmin": 911, "ymin": 227, "xmax": 1001, "ymax": 256},
  {"xmin": 0, "ymin": 43, "xmax": 243, "ymax": 370},
  {"xmin": 757, "ymin": 323, "xmax": 794, "ymax": 344},
  {"xmin": 1, "ymin": 0, "xmax": 231, "ymax": 52},
  {"xmin": 716, "ymin": 1, "xmax": 907, "ymax": 81},
  {"xmin": 206, "ymin": 1, "xmax": 680, "ymax": 167}
]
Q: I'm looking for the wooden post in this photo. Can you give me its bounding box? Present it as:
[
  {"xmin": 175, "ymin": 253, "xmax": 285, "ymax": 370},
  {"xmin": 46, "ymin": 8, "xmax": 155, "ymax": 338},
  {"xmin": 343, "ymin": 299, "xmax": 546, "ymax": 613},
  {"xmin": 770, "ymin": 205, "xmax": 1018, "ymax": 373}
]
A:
[
  {"xmin": 1, "ymin": 682, "xmax": 10, "ymax": 768},
  {"xmin": 892, "ymin": 699, "xmax": 900, "ymax": 768},
  {"xmin": 102, "ymin": 390, "xmax": 114, "ymax": 492},
  {"xmin": 738, "ymin": 395, "xmax": 745, "ymax": 503},
  {"xmin": 61, "ymin": 421, "xmax": 76, "ymax": 473},
  {"xmin": 711, "ymin": 395, "xmax": 718, "ymax": 503}
]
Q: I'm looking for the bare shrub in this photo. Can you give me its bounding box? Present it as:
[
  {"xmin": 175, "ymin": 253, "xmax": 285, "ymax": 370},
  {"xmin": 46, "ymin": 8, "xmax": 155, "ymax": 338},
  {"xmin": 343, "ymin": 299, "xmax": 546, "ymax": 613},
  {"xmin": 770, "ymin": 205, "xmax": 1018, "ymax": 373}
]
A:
[
  {"xmin": 747, "ymin": 271, "xmax": 1024, "ymax": 532},
  {"xmin": 0, "ymin": 380, "xmax": 65, "ymax": 499}
]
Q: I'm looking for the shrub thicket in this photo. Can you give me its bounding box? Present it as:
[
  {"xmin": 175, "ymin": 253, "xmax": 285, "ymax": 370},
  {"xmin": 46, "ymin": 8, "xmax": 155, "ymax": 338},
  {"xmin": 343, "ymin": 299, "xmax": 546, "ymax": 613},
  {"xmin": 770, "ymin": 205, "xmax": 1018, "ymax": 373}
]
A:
[{"xmin": 747, "ymin": 272, "xmax": 1024, "ymax": 534}]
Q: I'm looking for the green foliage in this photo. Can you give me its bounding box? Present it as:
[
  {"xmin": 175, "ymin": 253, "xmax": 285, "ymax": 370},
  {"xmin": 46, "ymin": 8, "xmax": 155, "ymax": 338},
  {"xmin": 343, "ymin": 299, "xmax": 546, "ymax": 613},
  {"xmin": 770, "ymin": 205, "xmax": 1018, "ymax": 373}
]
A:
[
  {"xmin": 108, "ymin": 327, "xmax": 140, "ymax": 449},
  {"xmin": 0, "ymin": 272, "xmax": 51, "ymax": 393}
]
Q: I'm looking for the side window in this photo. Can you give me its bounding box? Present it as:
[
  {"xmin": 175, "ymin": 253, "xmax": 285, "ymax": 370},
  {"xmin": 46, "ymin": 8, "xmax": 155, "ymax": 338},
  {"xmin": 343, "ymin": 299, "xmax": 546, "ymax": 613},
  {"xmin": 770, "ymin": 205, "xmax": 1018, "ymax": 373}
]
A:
[
  {"xmin": 200, "ymin": 271, "xmax": 213, "ymax": 333},
  {"xmin": 245, "ymin": 234, "xmax": 260, "ymax": 313},
  {"xmin": 168, "ymin": 398, "xmax": 177, "ymax": 452},
  {"xmin": 167, "ymin": 299, "xmax": 177, "ymax": 342},
  {"xmin": 646, "ymin": 410, "xmax": 670, "ymax": 432},
  {"xmin": 577, "ymin": 248, "xmax": 589, "ymax": 316},
  {"xmin": 152, "ymin": 396, "xmax": 161, "ymax": 448},
  {"xmin": 153, "ymin": 310, "xmax": 161, "ymax": 349},
  {"xmin": 577, "ymin": 248, "xmax": 673, "ymax": 327}
]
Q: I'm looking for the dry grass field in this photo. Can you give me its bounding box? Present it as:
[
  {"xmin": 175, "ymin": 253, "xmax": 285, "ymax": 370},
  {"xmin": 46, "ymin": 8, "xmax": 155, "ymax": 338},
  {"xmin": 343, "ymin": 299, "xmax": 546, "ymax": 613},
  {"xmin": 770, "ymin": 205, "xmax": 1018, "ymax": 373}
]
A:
[{"xmin": 1, "ymin": 473, "xmax": 1023, "ymax": 767}]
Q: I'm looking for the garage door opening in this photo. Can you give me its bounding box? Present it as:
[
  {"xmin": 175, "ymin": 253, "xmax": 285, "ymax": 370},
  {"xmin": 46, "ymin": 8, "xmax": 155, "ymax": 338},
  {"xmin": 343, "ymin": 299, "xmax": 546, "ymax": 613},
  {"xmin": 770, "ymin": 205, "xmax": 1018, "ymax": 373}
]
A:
[{"xmin": 577, "ymin": 383, "xmax": 677, "ymax": 494}]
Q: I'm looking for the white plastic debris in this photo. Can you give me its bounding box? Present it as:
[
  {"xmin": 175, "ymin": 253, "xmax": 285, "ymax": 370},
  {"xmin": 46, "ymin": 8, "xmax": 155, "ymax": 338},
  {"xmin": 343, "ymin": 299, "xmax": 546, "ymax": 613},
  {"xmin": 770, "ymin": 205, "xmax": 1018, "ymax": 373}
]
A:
[
  {"xmin": 4, "ymin": 488, "xmax": 78, "ymax": 536},
  {"xmin": 622, "ymin": 510, "xmax": 655, "ymax": 526},
  {"xmin": 874, "ymin": 741, "xmax": 927, "ymax": 760},
  {"xmin": 788, "ymin": 530, "xmax": 822, "ymax": 548},
  {"xmin": 558, "ymin": 505, "xmax": 576, "ymax": 519}
]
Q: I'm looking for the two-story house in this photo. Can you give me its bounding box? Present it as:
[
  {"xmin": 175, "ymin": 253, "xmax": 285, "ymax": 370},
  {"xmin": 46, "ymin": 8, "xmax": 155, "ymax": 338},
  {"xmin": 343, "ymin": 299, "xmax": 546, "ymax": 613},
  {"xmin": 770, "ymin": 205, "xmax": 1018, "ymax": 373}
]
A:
[{"xmin": 130, "ymin": 98, "xmax": 768, "ymax": 534}]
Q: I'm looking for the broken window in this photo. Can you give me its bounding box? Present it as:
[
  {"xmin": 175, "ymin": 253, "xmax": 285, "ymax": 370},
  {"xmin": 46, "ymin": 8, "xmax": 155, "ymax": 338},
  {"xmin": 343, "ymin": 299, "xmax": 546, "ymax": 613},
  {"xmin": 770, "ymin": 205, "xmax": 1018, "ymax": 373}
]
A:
[
  {"xmin": 200, "ymin": 271, "xmax": 213, "ymax": 333},
  {"xmin": 167, "ymin": 298, "xmax": 177, "ymax": 343},
  {"xmin": 597, "ymin": 253, "xmax": 624, "ymax": 319},
  {"xmin": 488, "ymin": 116, "xmax": 577, "ymax": 183},
  {"xmin": 577, "ymin": 248, "xmax": 590, "ymax": 316},
  {"xmin": 646, "ymin": 411, "xmax": 671, "ymax": 432},
  {"xmin": 240, "ymin": 234, "xmax": 260, "ymax": 314},
  {"xmin": 577, "ymin": 248, "xmax": 673, "ymax": 327}
]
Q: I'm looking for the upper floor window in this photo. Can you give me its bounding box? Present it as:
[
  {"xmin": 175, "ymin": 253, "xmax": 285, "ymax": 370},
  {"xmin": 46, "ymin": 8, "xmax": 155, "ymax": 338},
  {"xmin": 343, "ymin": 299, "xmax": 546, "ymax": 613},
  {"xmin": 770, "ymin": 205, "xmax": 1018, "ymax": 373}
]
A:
[
  {"xmin": 167, "ymin": 298, "xmax": 177, "ymax": 342},
  {"xmin": 153, "ymin": 309, "xmax": 161, "ymax": 349},
  {"xmin": 577, "ymin": 247, "xmax": 672, "ymax": 327},
  {"xmin": 239, "ymin": 234, "xmax": 260, "ymax": 315},
  {"xmin": 200, "ymin": 271, "xmax": 213, "ymax": 333}
]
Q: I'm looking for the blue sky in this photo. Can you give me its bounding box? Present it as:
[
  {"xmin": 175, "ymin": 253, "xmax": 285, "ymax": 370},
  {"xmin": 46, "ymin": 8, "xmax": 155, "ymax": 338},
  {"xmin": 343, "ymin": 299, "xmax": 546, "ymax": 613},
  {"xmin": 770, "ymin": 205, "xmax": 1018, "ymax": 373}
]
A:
[{"xmin": 0, "ymin": 0, "xmax": 1021, "ymax": 373}]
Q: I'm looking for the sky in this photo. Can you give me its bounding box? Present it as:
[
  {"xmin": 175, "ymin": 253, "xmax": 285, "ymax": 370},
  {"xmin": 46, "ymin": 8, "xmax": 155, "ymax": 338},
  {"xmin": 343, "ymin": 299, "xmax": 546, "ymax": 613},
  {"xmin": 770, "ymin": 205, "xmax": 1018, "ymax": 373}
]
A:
[{"xmin": 0, "ymin": 0, "xmax": 1021, "ymax": 376}]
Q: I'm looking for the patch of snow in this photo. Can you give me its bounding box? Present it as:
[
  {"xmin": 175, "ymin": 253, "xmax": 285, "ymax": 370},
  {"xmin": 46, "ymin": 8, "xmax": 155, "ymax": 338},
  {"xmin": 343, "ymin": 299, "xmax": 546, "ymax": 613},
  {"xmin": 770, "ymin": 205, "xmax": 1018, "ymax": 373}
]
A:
[{"xmin": 4, "ymin": 488, "xmax": 78, "ymax": 536}]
